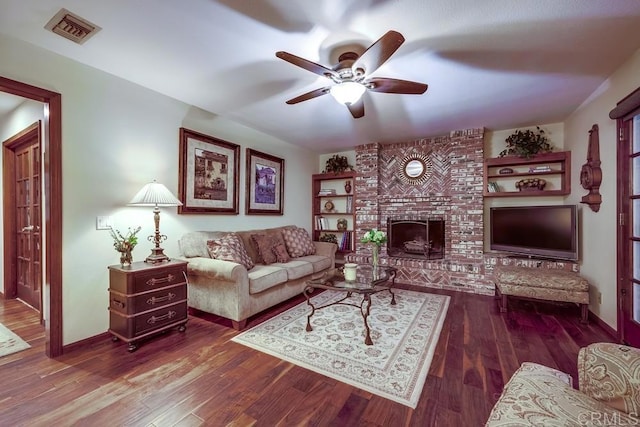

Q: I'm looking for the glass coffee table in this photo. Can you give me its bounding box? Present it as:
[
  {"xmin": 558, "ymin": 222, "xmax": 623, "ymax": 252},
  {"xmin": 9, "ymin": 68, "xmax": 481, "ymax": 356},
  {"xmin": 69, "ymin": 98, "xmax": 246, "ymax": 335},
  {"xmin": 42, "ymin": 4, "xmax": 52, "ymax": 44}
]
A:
[{"xmin": 303, "ymin": 265, "xmax": 397, "ymax": 345}]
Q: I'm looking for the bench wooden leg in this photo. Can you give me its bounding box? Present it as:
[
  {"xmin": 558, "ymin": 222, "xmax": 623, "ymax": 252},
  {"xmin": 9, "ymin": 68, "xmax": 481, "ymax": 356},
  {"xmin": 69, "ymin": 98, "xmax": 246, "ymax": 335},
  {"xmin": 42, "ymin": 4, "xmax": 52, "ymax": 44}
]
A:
[
  {"xmin": 496, "ymin": 286, "xmax": 508, "ymax": 313},
  {"xmin": 580, "ymin": 304, "xmax": 589, "ymax": 324}
]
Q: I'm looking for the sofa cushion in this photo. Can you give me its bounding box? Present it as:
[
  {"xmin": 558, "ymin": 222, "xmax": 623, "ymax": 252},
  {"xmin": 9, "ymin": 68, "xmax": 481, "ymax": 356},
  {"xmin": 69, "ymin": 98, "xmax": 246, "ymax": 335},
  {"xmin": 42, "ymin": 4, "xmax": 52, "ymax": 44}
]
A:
[
  {"xmin": 282, "ymin": 227, "xmax": 316, "ymax": 257},
  {"xmin": 179, "ymin": 231, "xmax": 228, "ymax": 258},
  {"xmin": 273, "ymin": 259, "xmax": 314, "ymax": 280},
  {"xmin": 296, "ymin": 254, "xmax": 333, "ymax": 272},
  {"xmin": 236, "ymin": 226, "xmax": 295, "ymax": 264},
  {"xmin": 251, "ymin": 232, "xmax": 286, "ymax": 264},
  {"xmin": 248, "ymin": 265, "xmax": 288, "ymax": 294},
  {"xmin": 206, "ymin": 234, "xmax": 255, "ymax": 270},
  {"xmin": 272, "ymin": 242, "xmax": 291, "ymax": 263}
]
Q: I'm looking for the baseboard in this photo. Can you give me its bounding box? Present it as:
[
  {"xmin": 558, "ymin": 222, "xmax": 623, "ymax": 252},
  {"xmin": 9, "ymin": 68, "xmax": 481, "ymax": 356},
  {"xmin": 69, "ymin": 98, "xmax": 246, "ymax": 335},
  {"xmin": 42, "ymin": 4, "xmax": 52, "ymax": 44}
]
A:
[
  {"xmin": 588, "ymin": 310, "xmax": 619, "ymax": 341},
  {"xmin": 62, "ymin": 331, "xmax": 111, "ymax": 354}
]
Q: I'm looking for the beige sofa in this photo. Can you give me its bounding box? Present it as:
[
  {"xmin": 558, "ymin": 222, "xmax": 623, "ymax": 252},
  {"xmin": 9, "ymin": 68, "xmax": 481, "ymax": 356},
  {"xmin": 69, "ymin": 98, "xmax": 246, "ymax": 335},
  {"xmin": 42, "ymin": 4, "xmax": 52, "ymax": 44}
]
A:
[
  {"xmin": 486, "ymin": 342, "xmax": 640, "ymax": 426},
  {"xmin": 178, "ymin": 226, "xmax": 337, "ymax": 330}
]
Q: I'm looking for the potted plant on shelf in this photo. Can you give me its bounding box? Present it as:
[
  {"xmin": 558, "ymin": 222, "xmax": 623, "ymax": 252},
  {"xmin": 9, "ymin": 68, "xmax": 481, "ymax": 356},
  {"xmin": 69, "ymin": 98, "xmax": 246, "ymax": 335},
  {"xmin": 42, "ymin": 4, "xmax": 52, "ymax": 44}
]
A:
[
  {"xmin": 324, "ymin": 155, "xmax": 354, "ymax": 174},
  {"xmin": 499, "ymin": 126, "xmax": 553, "ymax": 159}
]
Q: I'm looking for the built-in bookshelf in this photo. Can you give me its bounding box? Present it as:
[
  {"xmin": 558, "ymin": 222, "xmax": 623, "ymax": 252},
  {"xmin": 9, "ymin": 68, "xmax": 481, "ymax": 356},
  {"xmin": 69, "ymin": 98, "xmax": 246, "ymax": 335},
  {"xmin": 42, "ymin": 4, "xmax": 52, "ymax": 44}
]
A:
[{"xmin": 311, "ymin": 172, "xmax": 356, "ymax": 264}]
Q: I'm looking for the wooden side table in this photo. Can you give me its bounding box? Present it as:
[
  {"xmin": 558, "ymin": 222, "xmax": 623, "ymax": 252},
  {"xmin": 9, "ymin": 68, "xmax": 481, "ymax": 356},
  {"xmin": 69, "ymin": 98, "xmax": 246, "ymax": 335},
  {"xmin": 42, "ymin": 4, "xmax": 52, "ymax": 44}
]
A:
[{"xmin": 108, "ymin": 260, "xmax": 188, "ymax": 352}]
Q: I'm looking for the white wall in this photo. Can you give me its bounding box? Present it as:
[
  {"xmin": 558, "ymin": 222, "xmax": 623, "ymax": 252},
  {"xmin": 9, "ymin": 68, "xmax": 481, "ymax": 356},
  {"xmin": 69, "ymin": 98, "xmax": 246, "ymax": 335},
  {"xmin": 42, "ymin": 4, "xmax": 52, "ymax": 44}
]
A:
[
  {"xmin": 0, "ymin": 33, "xmax": 317, "ymax": 345},
  {"xmin": 564, "ymin": 49, "xmax": 640, "ymax": 329}
]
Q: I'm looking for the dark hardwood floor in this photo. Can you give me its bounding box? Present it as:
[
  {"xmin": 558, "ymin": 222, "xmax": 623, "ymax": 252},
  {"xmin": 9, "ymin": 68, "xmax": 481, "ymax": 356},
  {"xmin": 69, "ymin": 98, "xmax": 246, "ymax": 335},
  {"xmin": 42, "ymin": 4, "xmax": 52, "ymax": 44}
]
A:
[{"xmin": 0, "ymin": 289, "xmax": 616, "ymax": 427}]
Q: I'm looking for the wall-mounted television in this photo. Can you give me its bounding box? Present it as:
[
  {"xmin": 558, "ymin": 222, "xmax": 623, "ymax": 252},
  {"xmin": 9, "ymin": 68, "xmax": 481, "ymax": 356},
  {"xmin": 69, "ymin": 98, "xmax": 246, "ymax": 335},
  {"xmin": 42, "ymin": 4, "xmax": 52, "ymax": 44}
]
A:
[{"xmin": 490, "ymin": 205, "xmax": 579, "ymax": 261}]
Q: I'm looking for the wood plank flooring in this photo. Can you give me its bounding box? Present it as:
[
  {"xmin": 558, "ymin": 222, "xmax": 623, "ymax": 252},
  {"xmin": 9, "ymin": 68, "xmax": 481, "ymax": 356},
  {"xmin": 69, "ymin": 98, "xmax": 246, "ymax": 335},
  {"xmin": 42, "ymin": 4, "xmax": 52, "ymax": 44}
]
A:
[{"xmin": 0, "ymin": 289, "xmax": 616, "ymax": 426}]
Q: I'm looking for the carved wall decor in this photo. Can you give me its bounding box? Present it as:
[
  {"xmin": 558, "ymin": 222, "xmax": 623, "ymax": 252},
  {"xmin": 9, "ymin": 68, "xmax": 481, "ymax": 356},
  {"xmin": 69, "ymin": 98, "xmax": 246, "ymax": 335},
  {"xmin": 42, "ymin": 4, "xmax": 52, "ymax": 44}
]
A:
[{"xmin": 580, "ymin": 124, "xmax": 602, "ymax": 212}]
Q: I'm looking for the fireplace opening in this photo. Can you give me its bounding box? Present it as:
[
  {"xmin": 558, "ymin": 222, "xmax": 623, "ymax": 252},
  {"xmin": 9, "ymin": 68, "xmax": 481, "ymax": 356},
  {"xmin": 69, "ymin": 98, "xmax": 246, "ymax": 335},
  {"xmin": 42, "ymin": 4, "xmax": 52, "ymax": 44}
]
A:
[{"xmin": 387, "ymin": 217, "xmax": 445, "ymax": 260}]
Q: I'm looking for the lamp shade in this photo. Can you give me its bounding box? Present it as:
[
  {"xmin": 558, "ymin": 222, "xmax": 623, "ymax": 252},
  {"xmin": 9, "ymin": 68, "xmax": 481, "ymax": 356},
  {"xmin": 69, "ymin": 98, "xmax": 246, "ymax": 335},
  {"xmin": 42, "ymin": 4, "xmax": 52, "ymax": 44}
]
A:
[
  {"xmin": 128, "ymin": 180, "xmax": 182, "ymax": 207},
  {"xmin": 330, "ymin": 82, "xmax": 366, "ymax": 105}
]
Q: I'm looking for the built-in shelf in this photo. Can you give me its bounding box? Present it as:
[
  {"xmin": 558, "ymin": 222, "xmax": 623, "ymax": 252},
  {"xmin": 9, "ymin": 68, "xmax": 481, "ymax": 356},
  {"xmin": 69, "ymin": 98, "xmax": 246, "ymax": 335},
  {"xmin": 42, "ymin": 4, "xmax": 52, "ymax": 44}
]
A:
[{"xmin": 484, "ymin": 151, "xmax": 571, "ymax": 197}]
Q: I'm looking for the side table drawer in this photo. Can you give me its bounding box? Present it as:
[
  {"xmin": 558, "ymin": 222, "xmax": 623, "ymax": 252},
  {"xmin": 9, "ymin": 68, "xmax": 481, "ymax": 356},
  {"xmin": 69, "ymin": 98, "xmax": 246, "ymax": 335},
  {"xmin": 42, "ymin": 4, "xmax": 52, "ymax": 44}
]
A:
[
  {"xmin": 109, "ymin": 301, "xmax": 187, "ymax": 338},
  {"xmin": 133, "ymin": 266, "xmax": 186, "ymax": 293},
  {"xmin": 110, "ymin": 284, "xmax": 187, "ymax": 315}
]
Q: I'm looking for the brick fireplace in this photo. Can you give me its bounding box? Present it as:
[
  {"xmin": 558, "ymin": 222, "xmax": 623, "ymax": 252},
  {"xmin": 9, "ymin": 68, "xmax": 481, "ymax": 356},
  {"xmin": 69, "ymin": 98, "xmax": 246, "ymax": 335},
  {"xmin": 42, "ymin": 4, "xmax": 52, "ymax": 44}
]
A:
[{"xmin": 347, "ymin": 128, "xmax": 495, "ymax": 295}]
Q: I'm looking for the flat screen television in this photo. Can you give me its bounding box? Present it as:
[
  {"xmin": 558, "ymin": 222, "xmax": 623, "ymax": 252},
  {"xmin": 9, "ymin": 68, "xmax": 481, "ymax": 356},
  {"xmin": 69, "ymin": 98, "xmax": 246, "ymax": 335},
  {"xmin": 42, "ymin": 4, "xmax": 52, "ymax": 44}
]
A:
[{"xmin": 490, "ymin": 205, "xmax": 578, "ymax": 261}]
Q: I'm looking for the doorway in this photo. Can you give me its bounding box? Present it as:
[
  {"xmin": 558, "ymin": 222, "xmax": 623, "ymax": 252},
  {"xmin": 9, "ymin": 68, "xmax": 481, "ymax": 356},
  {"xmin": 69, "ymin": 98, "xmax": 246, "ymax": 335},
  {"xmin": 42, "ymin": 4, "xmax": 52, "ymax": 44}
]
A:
[
  {"xmin": 0, "ymin": 76, "xmax": 62, "ymax": 357},
  {"xmin": 614, "ymin": 86, "xmax": 640, "ymax": 347},
  {"xmin": 3, "ymin": 121, "xmax": 43, "ymax": 314}
]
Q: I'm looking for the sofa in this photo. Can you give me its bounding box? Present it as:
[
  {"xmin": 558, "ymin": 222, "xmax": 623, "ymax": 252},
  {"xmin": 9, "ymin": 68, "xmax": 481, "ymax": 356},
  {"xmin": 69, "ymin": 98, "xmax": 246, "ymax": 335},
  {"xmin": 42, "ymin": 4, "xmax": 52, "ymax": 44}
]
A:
[
  {"xmin": 486, "ymin": 342, "xmax": 640, "ymax": 426},
  {"xmin": 178, "ymin": 225, "xmax": 337, "ymax": 330}
]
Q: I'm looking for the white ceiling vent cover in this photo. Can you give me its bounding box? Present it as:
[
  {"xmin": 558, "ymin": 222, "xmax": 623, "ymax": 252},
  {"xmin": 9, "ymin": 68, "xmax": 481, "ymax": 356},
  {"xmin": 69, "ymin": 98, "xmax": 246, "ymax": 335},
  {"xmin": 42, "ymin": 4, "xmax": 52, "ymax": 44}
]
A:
[{"xmin": 44, "ymin": 8, "xmax": 101, "ymax": 45}]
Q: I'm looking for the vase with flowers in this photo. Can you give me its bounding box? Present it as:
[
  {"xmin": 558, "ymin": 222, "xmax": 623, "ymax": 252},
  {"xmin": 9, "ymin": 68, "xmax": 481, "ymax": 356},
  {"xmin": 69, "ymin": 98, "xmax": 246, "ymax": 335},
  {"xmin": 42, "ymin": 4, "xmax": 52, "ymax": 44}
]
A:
[
  {"xmin": 360, "ymin": 228, "xmax": 387, "ymax": 268},
  {"xmin": 109, "ymin": 226, "xmax": 142, "ymax": 266}
]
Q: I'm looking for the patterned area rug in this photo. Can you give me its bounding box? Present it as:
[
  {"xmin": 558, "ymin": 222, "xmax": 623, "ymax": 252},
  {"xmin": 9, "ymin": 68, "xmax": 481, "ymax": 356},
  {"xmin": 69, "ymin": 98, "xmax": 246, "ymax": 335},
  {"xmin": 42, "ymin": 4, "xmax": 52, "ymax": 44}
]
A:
[
  {"xmin": 0, "ymin": 322, "xmax": 30, "ymax": 358},
  {"xmin": 232, "ymin": 289, "xmax": 450, "ymax": 408}
]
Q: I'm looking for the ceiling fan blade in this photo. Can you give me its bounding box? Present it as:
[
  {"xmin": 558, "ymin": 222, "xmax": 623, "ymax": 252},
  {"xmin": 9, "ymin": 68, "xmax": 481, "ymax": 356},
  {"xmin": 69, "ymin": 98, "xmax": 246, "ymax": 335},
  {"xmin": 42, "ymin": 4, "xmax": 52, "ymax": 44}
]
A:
[
  {"xmin": 285, "ymin": 87, "xmax": 331, "ymax": 104},
  {"xmin": 366, "ymin": 77, "xmax": 428, "ymax": 94},
  {"xmin": 276, "ymin": 51, "xmax": 338, "ymax": 79},
  {"xmin": 346, "ymin": 98, "xmax": 365, "ymax": 119},
  {"xmin": 352, "ymin": 30, "xmax": 405, "ymax": 75}
]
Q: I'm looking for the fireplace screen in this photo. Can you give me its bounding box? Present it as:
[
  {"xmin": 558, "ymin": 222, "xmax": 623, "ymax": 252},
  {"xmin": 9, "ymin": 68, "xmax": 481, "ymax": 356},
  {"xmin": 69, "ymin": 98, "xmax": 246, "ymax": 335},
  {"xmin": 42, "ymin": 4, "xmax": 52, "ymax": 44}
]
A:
[{"xmin": 387, "ymin": 217, "xmax": 444, "ymax": 260}]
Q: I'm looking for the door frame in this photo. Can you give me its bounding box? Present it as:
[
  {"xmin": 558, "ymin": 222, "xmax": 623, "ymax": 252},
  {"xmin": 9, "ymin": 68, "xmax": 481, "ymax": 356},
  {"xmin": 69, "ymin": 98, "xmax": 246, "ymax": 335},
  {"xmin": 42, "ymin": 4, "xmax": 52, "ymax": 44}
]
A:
[
  {"xmin": 3, "ymin": 121, "xmax": 42, "ymax": 316},
  {"xmin": 0, "ymin": 76, "xmax": 62, "ymax": 358}
]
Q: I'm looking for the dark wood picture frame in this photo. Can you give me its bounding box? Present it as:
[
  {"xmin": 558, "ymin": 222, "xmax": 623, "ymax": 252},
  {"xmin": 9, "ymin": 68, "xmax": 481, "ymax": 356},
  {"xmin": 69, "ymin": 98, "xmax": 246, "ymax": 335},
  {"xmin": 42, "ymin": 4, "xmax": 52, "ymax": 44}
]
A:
[
  {"xmin": 245, "ymin": 148, "xmax": 284, "ymax": 215},
  {"xmin": 178, "ymin": 128, "xmax": 240, "ymax": 214}
]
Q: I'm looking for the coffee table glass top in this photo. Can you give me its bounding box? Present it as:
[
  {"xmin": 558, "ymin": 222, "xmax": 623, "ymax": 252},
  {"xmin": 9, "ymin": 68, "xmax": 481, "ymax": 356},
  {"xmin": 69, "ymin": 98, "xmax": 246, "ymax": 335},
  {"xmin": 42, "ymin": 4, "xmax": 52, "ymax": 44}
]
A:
[{"xmin": 307, "ymin": 265, "xmax": 396, "ymax": 291}]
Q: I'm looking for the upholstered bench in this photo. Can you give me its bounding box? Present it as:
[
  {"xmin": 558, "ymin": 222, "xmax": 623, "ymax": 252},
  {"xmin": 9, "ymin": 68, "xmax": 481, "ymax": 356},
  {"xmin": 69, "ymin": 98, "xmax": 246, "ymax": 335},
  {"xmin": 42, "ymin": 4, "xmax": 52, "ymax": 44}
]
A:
[{"xmin": 493, "ymin": 265, "xmax": 590, "ymax": 323}]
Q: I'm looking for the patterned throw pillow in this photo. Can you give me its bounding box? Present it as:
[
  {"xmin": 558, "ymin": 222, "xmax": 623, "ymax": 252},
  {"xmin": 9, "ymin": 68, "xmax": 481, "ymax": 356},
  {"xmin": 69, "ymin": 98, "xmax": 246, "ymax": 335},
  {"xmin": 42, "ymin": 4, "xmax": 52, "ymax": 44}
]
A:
[
  {"xmin": 250, "ymin": 233, "xmax": 285, "ymax": 265},
  {"xmin": 281, "ymin": 227, "xmax": 316, "ymax": 258},
  {"xmin": 206, "ymin": 233, "xmax": 255, "ymax": 270},
  {"xmin": 272, "ymin": 242, "xmax": 291, "ymax": 263}
]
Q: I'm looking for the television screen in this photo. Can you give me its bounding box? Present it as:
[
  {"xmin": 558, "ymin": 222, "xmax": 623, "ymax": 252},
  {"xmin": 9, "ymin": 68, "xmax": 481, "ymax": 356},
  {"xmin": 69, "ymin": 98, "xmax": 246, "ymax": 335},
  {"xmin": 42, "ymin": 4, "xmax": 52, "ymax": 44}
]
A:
[{"xmin": 490, "ymin": 205, "xmax": 578, "ymax": 261}]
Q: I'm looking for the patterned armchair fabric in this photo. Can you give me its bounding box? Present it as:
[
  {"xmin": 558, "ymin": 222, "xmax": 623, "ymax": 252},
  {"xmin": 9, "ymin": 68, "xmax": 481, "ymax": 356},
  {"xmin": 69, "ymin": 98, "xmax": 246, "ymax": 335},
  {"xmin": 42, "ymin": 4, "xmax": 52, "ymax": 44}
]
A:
[
  {"xmin": 486, "ymin": 344, "xmax": 640, "ymax": 426},
  {"xmin": 578, "ymin": 343, "xmax": 640, "ymax": 414}
]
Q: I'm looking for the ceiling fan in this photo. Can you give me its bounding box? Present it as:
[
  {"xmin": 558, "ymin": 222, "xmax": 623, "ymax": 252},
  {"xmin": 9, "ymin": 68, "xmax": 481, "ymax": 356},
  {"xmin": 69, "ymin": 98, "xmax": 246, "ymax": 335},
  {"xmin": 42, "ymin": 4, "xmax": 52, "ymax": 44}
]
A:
[{"xmin": 276, "ymin": 30, "xmax": 428, "ymax": 119}]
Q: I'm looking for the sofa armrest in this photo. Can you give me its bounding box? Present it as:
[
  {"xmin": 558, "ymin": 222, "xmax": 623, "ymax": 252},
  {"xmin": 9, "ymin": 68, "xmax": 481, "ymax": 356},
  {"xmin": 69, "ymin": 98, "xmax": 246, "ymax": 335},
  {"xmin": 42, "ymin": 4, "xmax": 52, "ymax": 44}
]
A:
[
  {"xmin": 578, "ymin": 342, "xmax": 640, "ymax": 414},
  {"xmin": 313, "ymin": 241, "xmax": 338, "ymax": 258},
  {"xmin": 184, "ymin": 257, "xmax": 247, "ymax": 282}
]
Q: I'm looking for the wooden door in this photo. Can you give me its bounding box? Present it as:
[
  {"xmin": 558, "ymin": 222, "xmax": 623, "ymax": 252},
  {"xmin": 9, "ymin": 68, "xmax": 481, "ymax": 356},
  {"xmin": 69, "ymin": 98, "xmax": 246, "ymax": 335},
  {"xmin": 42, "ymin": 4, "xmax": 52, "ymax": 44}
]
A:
[
  {"xmin": 617, "ymin": 113, "xmax": 640, "ymax": 346},
  {"xmin": 3, "ymin": 122, "xmax": 42, "ymax": 312}
]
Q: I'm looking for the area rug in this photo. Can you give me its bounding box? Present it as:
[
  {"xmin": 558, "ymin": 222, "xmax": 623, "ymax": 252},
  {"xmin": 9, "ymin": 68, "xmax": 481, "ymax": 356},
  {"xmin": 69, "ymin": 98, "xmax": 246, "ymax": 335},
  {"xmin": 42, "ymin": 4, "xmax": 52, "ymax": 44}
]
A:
[
  {"xmin": 232, "ymin": 289, "xmax": 450, "ymax": 408},
  {"xmin": 0, "ymin": 322, "xmax": 30, "ymax": 357}
]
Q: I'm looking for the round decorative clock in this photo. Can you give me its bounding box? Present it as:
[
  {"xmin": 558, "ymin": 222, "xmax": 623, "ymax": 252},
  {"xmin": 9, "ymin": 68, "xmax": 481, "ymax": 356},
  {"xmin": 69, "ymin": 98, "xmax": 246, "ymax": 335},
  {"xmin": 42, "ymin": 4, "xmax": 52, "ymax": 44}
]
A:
[{"xmin": 324, "ymin": 200, "xmax": 335, "ymax": 212}]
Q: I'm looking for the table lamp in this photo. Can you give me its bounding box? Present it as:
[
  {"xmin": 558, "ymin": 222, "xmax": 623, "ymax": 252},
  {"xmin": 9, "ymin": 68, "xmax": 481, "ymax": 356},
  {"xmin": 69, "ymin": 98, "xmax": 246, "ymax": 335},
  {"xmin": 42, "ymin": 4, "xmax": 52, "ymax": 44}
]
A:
[{"xmin": 128, "ymin": 180, "xmax": 182, "ymax": 264}]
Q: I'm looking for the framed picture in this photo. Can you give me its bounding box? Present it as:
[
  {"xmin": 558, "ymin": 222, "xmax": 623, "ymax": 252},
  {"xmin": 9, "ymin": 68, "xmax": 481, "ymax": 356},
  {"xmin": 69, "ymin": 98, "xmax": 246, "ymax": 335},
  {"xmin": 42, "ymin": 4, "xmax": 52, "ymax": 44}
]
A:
[
  {"xmin": 245, "ymin": 148, "xmax": 284, "ymax": 215},
  {"xmin": 178, "ymin": 128, "xmax": 240, "ymax": 214}
]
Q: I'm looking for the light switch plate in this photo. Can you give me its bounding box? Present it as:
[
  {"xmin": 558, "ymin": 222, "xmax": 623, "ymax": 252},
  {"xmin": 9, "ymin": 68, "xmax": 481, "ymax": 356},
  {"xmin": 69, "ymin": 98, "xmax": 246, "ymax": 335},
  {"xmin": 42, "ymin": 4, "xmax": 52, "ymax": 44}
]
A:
[{"xmin": 96, "ymin": 216, "xmax": 113, "ymax": 230}]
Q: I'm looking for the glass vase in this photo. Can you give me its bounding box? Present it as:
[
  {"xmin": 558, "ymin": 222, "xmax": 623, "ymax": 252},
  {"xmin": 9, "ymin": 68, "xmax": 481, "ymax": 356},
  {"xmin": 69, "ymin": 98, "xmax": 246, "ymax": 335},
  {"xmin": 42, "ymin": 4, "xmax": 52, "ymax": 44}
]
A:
[
  {"xmin": 371, "ymin": 244, "xmax": 379, "ymax": 268},
  {"xmin": 119, "ymin": 249, "xmax": 132, "ymax": 266}
]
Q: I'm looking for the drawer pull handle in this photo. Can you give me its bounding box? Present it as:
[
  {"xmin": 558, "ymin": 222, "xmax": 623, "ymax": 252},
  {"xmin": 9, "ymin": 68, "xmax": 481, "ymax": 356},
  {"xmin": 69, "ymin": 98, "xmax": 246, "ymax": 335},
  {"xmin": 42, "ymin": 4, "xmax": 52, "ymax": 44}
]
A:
[
  {"xmin": 146, "ymin": 273, "xmax": 175, "ymax": 287},
  {"xmin": 112, "ymin": 299, "xmax": 125, "ymax": 309},
  {"xmin": 146, "ymin": 292, "xmax": 176, "ymax": 306},
  {"xmin": 147, "ymin": 310, "xmax": 177, "ymax": 324}
]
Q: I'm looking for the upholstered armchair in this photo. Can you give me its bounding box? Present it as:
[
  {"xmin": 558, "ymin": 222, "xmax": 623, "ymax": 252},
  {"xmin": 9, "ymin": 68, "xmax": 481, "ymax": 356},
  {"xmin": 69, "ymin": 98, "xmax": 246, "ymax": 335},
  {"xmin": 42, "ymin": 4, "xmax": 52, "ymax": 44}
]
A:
[{"xmin": 486, "ymin": 342, "xmax": 640, "ymax": 426}]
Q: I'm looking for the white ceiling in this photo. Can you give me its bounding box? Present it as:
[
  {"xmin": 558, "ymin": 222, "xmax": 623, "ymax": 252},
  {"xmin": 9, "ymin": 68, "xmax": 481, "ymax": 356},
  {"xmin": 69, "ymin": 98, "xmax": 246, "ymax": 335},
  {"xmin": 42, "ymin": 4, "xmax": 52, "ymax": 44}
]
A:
[{"xmin": 2, "ymin": 0, "xmax": 640, "ymax": 153}]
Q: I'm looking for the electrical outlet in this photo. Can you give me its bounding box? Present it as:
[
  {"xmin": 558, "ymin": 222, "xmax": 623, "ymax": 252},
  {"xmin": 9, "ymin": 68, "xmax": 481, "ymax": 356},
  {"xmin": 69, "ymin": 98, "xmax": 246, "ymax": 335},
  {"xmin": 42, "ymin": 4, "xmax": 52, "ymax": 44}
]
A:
[{"xmin": 96, "ymin": 216, "xmax": 113, "ymax": 230}]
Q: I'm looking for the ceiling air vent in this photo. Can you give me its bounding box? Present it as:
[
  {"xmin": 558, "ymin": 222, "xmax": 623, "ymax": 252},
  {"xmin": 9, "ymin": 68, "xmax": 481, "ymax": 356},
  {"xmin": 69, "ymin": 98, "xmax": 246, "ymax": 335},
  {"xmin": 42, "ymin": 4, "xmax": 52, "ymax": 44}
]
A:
[{"xmin": 44, "ymin": 8, "xmax": 101, "ymax": 45}]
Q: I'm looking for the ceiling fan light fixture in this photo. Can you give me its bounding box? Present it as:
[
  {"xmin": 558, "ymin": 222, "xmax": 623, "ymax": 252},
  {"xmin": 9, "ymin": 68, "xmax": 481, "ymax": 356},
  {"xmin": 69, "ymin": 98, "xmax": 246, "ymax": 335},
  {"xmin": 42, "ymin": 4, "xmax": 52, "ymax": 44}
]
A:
[{"xmin": 330, "ymin": 82, "xmax": 366, "ymax": 105}]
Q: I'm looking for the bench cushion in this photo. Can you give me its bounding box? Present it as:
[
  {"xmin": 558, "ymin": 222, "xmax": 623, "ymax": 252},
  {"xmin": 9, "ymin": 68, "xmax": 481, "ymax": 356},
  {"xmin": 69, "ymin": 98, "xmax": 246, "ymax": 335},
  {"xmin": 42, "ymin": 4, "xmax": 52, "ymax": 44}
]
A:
[{"xmin": 495, "ymin": 266, "xmax": 589, "ymax": 292}]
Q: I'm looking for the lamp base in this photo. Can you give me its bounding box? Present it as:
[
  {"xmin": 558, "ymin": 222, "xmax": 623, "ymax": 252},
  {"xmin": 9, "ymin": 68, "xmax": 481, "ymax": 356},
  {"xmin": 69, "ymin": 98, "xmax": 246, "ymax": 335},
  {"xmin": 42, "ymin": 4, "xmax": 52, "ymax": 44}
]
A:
[{"xmin": 144, "ymin": 247, "xmax": 170, "ymax": 264}]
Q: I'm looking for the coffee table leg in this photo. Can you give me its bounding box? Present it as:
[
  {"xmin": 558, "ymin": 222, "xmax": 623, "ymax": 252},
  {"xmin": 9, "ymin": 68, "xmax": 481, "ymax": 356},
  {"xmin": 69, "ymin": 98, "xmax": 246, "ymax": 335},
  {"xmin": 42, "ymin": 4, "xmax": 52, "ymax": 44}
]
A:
[
  {"xmin": 362, "ymin": 295, "xmax": 373, "ymax": 345},
  {"xmin": 304, "ymin": 286, "xmax": 315, "ymax": 332},
  {"xmin": 389, "ymin": 288, "xmax": 396, "ymax": 305}
]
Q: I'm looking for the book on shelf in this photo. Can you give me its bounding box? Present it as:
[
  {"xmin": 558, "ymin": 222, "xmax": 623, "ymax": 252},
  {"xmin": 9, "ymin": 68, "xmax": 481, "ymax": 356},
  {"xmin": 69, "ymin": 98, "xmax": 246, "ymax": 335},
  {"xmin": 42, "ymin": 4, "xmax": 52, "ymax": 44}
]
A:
[
  {"xmin": 346, "ymin": 195, "xmax": 353, "ymax": 213},
  {"xmin": 529, "ymin": 165, "xmax": 552, "ymax": 172},
  {"xmin": 317, "ymin": 188, "xmax": 337, "ymax": 196},
  {"xmin": 315, "ymin": 215, "xmax": 329, "ymax": 230},
  {"xmin": 487, "ymin": 181, "xmax": 499, "ymax": 192}
]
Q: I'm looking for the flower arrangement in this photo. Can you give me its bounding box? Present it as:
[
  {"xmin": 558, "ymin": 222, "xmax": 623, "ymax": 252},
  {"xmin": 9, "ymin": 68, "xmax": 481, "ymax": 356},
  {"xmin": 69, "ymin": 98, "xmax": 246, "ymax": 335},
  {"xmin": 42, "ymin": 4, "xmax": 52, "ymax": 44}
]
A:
[
  {"xmin": 360, "ymin": 228, "xmax": 387, "ymax": 247},
  {"xmin": 109, "ymin": 226, "xmax": 142, "ymax": 265},
  {"xmin": 109, "ymin": 226, "xmax": 142, "ymax": 252}
]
